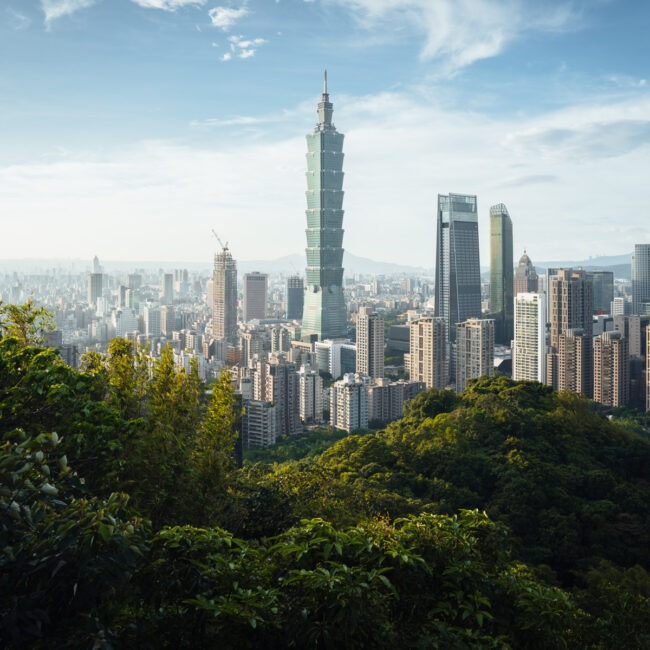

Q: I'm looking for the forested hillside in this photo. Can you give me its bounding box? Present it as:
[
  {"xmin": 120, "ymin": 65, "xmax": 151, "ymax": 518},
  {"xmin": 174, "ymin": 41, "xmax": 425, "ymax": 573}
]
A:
[{"xmin": 2, "ymin": 317, "xmax": 650, "ymax": 648}]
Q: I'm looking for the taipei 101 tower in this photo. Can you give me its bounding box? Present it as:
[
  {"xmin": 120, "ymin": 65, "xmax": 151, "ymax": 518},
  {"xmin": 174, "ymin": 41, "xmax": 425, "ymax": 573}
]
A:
[{"xmin": 301, "ymin": 71, "xmax": 347, "ymax": 341}]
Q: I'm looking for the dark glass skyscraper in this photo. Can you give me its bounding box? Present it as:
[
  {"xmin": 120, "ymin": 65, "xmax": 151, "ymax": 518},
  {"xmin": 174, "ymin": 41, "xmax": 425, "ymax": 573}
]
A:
[
  {"xmin": 434, "ymin": 193, "xmax": 481, "ymax": 343},
  {"xmin": 489, "ymin": 203, "xmax": 513, "ymax": 344},
  {"xmin": 301, "ymin": 72, "xmax": 347, "ymax": 341},
  {"xmin": 286, "ymin": 275, "xmax": 304, "ymax": 320}
]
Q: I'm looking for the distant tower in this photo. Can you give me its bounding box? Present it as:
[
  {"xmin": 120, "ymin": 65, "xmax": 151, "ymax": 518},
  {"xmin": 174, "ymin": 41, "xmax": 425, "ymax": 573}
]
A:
[
  {"xmin": 87, "ymin": 272, "xmax": 103, "ymax": 309},
  {"xmin": 513, "ymin": 292, "xmax": 546, "ymax": 382},
  {"xmin": 434, "ymin": 193, "xmax": 481, "ymax": 343},
  {"xmin": 406, "ymin": 316, "xmax": 448, "ymax": 389},
  {"xmin": 514, "ymin": 251, "xmax": 539, "ymax": 297},
  {"xmin": 356, "ymin": 307, "xmax": 384, "ymax": 380},
  {"xmin": 489, "ymin": 203, "xmax": 513, "ymax": 344},
  {"xmin": 301, "ymin": 71, "xmax": 347, "ymax": 341},
  {"xmin": 590, "ymin": 271, "xmax": 614, "ymax": 314},
  {"xmin": 286, "ymin": 275, "xmax": 304, "ymax": 320},
  {"xmin": 632, "ymin": 244, "xmax": 650, "ymax": 315},
  {"xmin": 161, "ymin": 273, "xmax": 174, "ymax": 305},
  {"xmin": 455, "ymin": 318, "xmax": 495, "ymax": 393},
  {"xmin": 243, "ymin": 272, "xmax": 268, "ymax": 322},
  {"xmin": 213, "ymin": 245, "xmax": 238, "ymax": 344},
  {"xmin": 298, "ymin": 364, "xmax": 324, "ymax": 424},
  {"xmin": 92, "ymin": 255, "xmax": 102, "ymax": 274}
]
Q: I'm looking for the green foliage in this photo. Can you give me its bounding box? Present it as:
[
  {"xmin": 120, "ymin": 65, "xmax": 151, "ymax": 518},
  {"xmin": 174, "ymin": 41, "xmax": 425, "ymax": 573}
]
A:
[{"xmin": 0, "ymin": 299, "xmax": 54, "ymax": 347}]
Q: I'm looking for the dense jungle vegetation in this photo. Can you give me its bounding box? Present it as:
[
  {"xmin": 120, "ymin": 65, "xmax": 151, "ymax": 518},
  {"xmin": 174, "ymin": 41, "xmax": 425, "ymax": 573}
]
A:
[{"xmin": 2, "ymin": 303, "xmax": 650, "ymax": 648}]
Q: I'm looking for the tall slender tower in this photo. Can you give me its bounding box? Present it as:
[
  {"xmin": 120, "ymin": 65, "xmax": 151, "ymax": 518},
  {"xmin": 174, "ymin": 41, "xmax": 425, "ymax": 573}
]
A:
[
  {"xmin": 632, "ymin": 244, "xmax": 650, "ymax": 315},
  {"xmin": 213, "ymin": 245, "xmax": 238, "ymax": 344},
  {"xmin": 301, "ymin": 71, "xmax": 347, "ymax": 341},
  {"xmin": 434, "ymin": 193, "xmax": 481, "ymax": 343},
  {"xmin": 489, "ymin": 203, "xmax": 513, "ymax": 344},
  {"xmin": 356, "ymin": 306, "xmax": 384, "ymax": 380}
]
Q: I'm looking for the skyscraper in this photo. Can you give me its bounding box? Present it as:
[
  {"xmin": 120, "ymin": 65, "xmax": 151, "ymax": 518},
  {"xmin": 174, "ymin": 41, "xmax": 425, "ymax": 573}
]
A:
[
  {"xmin": 213, "ymin": 245, "xmax": 238, "ymax": 344},
  {"xmin": 286, "ymin": 275, "xmax": 304, "ymax": 320},
  {"xmin": 356, "ymin": 307, "xmax": 384, "ymax": 380},
  {"xmin": 301, "ymin": 72, "xmax": 347, "ymax": 341},
  {"xmin": 87, "ymin": 272, "xmax": 103, "ymax": 309},
  {"xmin": 513, "ymin": 292, "xmax": 546, "ymax": 382},
  {"xmin": 243, "ymin": 272, "xmax": 268, "ymax": 322},
  {"xmin": 513, "ymin": 251, "xmax": 538, "ymax": 297},
  {"xmin": 590, "ymin": 271, "xmax": 614, "ymax": 314},
  {"xmin": 455, "ymin": 318, "xmax": 495, "ymax": 392},
  {"xmin": 489, "ymin": 203, "xmax": 513, "ymax": 344},
  {"xmin": 632, "ymin": 244, "xmax": 650, "ymax": 315},
  {"xmin": 434, "ymin": 193, "xmax": 481, "ymax": 343}
]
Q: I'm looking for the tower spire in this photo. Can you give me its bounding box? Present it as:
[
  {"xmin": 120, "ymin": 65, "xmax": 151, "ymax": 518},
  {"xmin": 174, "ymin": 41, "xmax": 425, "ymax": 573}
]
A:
[
  {"xmin": 323, "ymin": 69, "xmax": 327, "ymax": 95},
  {"xmin": 317, "ymin": 70, "xmax": 333, "ymax": 127}
]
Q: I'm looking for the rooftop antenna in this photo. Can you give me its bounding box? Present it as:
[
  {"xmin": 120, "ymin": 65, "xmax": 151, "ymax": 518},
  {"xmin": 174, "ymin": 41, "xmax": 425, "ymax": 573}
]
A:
[{"xmin": 323, "ymin": 69, "xmax": 327, "ymax": 95}]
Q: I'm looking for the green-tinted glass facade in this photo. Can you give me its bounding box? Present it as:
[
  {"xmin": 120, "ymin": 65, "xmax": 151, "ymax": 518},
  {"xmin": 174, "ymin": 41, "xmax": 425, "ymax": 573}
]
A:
[
  {"xmin": 301, "ymin": 75, "xmax": 347, "ymax": 340},
  {"xmin": 489, "ymin": 203, "xmax": 514, "ymax": 344}
]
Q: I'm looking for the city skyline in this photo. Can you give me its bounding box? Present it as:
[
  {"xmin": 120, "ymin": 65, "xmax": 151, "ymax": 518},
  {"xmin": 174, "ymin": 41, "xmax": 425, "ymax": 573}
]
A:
[{"xmin": 2, "ymin": 2, "xmax": 650, "ymax": 266}]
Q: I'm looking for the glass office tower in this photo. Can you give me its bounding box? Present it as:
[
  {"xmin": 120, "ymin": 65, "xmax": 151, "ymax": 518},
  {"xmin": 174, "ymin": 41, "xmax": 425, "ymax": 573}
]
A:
[
  {"xmin": 632, "ymin": 244, "xmax": 650, "ymax": 315},
  {"xmin": 301, "ymin": 72, "xmax": 347, "ymax": 340},
  {"xmin": 434, "ymin": 193, "xmax": 481, "ymax": 343},
  {"xmin": 489, "ymin": 203, "xmax": 514, "ymax": 344}
]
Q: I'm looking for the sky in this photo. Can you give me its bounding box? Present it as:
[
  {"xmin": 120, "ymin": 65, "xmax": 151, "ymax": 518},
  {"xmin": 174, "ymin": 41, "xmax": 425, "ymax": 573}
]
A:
[{"xmin": 1, "ymin": 0, "xmax": 650, "ymax": 269}]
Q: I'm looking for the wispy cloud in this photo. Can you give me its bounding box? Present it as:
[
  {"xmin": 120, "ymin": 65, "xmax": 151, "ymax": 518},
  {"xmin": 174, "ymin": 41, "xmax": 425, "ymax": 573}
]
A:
[
  {"xmin": 6, "ymin": 8, "xmax": 32, "ymax": 30},
  {"xmin": 41, "ymin": 0, "xmax": 98, "ymax": 26},
  {"xmin": 208, "ymin": 5, "xmax": 248, "ymax": 30},
  {"xmin": 130, "ymin": 0, "xmax": 206, "ymax": 9},
  {"xmin": 220, "ymin": 34, "xmax": 267, "ymax": 61},
  {"xmin": 327, "ymin": 0, "xmax": 579, "ymax": 74}
]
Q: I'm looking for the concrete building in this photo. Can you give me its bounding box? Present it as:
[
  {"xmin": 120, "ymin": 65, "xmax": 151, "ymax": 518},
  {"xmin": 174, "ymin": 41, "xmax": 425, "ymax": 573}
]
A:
[
  {"xmin": 242, "ymin": 400, "xmax": 277, "ymax": 448},
  {"xmin": 406, "ymin": 316, "xmax": 448, "ymax": 389},
  {"xmin": 87, "ymin": 272, "xmax": 103, "ymax": 309},
  {"xmin": 489, "ymin": 203, "xmax": 513, "ymax": 344},
  {"xmin": 356, "ymin": 307, "xmax": 384, "ymax": 380},
  {"xmin": 243, "ymin": 272, "xmax": 268, "ymax": 322},
  {"xmin": 330, "ymin": 373, "xmax": 369, "ymax": 432},
  {"xmin": 213, "ymin": 246, "xmax": 238, "ymax": 344},
  {"xmin": 143, "ymin": 304, "xmax": 161, "ymax": 338},
  {"xmin": 298, "ymin": 364, "xmax": 323, "ymax": 423},
  {"xmin": 435, "ymin": 193, "xmax": 481, "ymax": 343},
  {"xmin": 513, "ymin": 251, "xmax": 538, "ymax": 297},
  {"xmin": 455, "ymin": 318, "xmax": 495, "ymax": 392},
  {"xmin": 593, "ymin": 331, "xmax": 629, "ymax": 407},
  {"xmin": 513, "ymin": 292, "xmax": 546, "ymax": 382},
  {"xmin": 368, "ymin": 378, "xmax": 425, "ymax": 424},
  {"xmin": 161, "ymin": 273, "xmax": 174, "ymax": 305},
  {"xmin": 314, "ymin": 339, "xmax": 356, "ymax": 379},
  {"xmin": 301, "ymin": 72, "xmax": 347, "ymax": 340},
  {"xmin": 557, "ymin": 329, "xmax": 592, "ymax": 398}
]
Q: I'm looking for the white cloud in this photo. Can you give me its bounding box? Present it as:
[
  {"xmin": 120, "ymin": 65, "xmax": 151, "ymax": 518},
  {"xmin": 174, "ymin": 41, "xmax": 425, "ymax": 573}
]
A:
[
  {"xmin": 208, "ymin": 5, "xmax": 248, "ymax": 30},
  {"xmin": 225, "ymin": 34, "xmax": 267, "ymax": 59},
  {"xmin": 221, "ymin": 52, "xmax": 232, "ymax": 61},
  {"xmin": 130, "ymin": 0, "xmax": 206, "ymax": 10},
  {"xmin": 327, "ymin": 0, "xmax": 578, "ymax": 74},
  {"xmin": 41, "ymin": 0, "xmax": 98, "ymax": 26}
]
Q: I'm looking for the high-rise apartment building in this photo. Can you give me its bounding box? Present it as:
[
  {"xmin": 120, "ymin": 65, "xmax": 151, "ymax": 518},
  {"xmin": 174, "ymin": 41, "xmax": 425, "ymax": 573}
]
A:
[
  {"xmin": 632, "ymin": 244, "xmax": 650, "ymax": 315},
  {"xmin": 161, "ymin": 273, "xmax": 174, "ymax": 305},
  {"xmin": 298, "ymin": 364, "xmax": 323, "ymax": 423},
  {"xmin": 301, "ymin": 72, "xmax": 347, "ymax": 340},
  {"xmin": 286, "ymin": 275, "xmax": 304, "ymax": 320},
  {"xmin": 406, "ymin": 316, "xmax": 448, "ymax": 389},
  {"xmin": 547, "ymin": 269, "xmax": 593, "ymax": 390},
  {"xmin": 368, "ymin": 379, "xmax": 425, "ymax": 424},
  {"xmin": 513, "ymin": 251, "xmax": 538, "ymax": 297},
  {"xmin": 513, "ymin": 292, "xmax": 546, "ymax": 382},
  {"xmin": 593, "ymin": 331, "xmax": 629, "ymax": 407},
  {"xmin": 243, "ymin": 272, "xmax": 268, "ymax": 322},
  {"xmin": 434, "ymin": 193, "xmax": 481, "ymax": 343},
  {"xmin": 356, "ymin": 307, "xmax": 384, "ymax": 380},
  {"xmin": 455, "ymin": 318, "xmax": 494, "ymax": 393},
  {"xmin": 557, "ymin": 329, "xmax": 592, "ymax": 398},
  {"xmin": 212, "ymin": 246, "xmax": 238, "ymax": 344},
  {"xmin": 489, "ymin": 203, "xmax": 513, "ymax": 344},
  {"xmin": 330, "ymin": 373, "xmax": 369, "ymax": 432}
]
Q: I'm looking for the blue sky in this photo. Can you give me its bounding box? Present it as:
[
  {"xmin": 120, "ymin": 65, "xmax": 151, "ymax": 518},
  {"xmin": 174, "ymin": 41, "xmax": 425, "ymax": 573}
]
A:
[{"xmin": 1, "ymin": 0, "xmax": 649, "ymax": 268}]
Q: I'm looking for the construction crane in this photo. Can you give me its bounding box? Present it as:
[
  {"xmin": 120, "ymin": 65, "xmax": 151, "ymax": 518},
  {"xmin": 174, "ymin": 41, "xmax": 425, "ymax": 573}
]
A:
[{"xmin": 211, "ymin": 229, "xmax": 229, "ymax": 252}]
